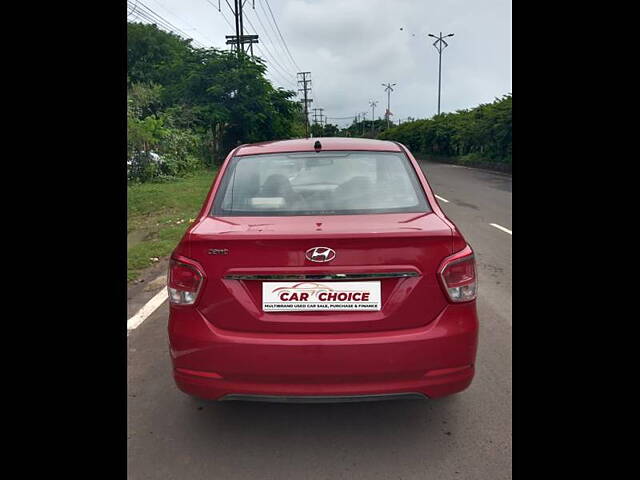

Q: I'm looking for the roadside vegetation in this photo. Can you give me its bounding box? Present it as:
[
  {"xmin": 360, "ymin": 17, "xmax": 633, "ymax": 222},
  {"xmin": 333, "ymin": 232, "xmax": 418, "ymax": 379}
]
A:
[
  {"xmin": 127, "ymin": 169, "xmax": 217, "ymax": 282},
  {"xmin": 378, "ymin": 94, "xmax": 512, "ymax": 168},
  {"xmin": 127, "ymin": 21, "xmax": 305, "ymax": 183}
]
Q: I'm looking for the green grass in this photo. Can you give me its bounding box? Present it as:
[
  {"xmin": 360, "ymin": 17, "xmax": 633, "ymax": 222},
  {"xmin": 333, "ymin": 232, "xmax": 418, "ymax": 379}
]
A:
[{"xmin": 127, "ymin": 168, "xmax": 217, "ymax": 282}]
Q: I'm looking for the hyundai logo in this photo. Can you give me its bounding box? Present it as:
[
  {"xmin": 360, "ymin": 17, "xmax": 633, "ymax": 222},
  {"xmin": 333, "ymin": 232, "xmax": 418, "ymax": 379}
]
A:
[{"xmin": 305, "ymin": 247, "xmax": 336, "ymax": 263}]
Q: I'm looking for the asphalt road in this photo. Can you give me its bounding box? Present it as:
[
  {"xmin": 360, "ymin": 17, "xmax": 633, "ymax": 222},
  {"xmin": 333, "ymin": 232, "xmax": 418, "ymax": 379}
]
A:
[{"xmin": 127, "ymin": 159, "xmax": 512, "ymax": 480}]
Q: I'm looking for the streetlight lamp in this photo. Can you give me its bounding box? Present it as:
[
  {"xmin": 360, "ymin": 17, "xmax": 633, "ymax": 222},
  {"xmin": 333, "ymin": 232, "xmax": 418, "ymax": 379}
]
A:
[
  {"xmin": 428, "ymin": 32, "xmax": 454, "ymax": 115},
  {"xmin": 382, "ymin": 83, "xmax": 396, "ymax": 129}
]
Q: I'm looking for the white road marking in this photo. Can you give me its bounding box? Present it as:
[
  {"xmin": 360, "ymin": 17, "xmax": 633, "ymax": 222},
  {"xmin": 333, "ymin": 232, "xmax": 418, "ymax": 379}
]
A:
[
  {"xmin": 435, "ymin": 194, "xmax": 450, "ymax": 203},
  {"xmin": 490, "ymin": 223, "xmax": 512, "ymax": 235},
  {"xmin": 127, "ymin": 284, "xmax": 168, "ymax": 331}
]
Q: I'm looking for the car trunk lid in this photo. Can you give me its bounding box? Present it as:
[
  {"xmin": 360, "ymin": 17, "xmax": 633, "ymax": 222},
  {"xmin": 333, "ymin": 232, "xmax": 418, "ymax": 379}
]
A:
[{"xmin": 188, "ymin": 212, "xmax": 453, "ymax": 333}]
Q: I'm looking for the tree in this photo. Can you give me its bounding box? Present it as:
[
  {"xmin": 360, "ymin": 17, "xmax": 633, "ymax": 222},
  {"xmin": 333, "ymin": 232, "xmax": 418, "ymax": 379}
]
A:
[{"xmin": 127, "ymin": 22, "xmax": 304, "ymax": 174}]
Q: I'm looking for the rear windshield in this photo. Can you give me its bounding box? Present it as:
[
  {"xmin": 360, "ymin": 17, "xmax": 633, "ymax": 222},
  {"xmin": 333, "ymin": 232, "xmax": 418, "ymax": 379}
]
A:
[{"xmin": 212, "ymin": 151, "xmax": 430, "ymax": 216}]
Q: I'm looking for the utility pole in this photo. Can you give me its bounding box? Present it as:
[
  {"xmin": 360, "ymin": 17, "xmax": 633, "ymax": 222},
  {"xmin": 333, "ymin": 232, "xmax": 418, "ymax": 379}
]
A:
[
  {"xmin": 369, "ymin": 100, "xmax": 378, "ymax": 136},
  {"xmin": 311, "ymin": 107, "xmax": 324, "ymax": 135},
  {"xmin": 360, "ymin": 111, "xmax": 367, "ymax": 136},
  {"xmin": 428, "ymin": 32, "xmax": 454, "ymax": 115},
  {"xmin": 234, "ymin": 0, "xmax": 240, "ymax": 52},
  {"xmin": 238, "ymin": 0, "xmax": 244, "ymax": 51},
  {"xmin": 297, "ymin": 72, "xmax": 312, "ymax": 138},
  {"xmin": 382, "ymin": 82, "xmax": 396, "ymax": 129},
  {"xmin": 316, "ymin": 108, "xmax": 324, "ymax": 125},
  {"xmin": 225, "ymin": 0, "xmax": 258, "ymax": 57}
]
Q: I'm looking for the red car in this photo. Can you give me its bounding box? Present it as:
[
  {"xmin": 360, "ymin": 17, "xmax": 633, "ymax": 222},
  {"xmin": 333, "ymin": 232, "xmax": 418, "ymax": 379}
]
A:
[{"xmin": 168, "ymin": 138, "xmax": 478, "ymax": 402}]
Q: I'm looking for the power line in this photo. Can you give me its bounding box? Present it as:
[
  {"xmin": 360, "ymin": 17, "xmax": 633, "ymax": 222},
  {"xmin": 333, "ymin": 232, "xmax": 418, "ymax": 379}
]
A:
[
  {"xmin": 248, "ymin": 3, "xmax": 295, "ymax": 77},
  {"xmin": 250, "ymin": 0, "xmax": 302, "ymax": 94},
  {"xmin": 128, "ymin": 0, "xmax": 139, "ymax": 18},
  {"xmin": 129, "ymin": 2, "xmax": 172, "ymax": 30},
  {"xmin": 201, "ymin": 0, "xmax": 294, "ymax": 89},
  {"xmin": 241, "ymin": 19, "xmax": 297, "ymax": 88},
  {"xmin": 129, "ymin": 1, "xmax": 207, "ymax": 48},
  {"xmin": 256, "ymin": 0, "xmax": 290, "ymax": 67},
  {"xmin": 243, "ymin": 14, "xmax": 295, "ymax": 79},
  {"xmin": 239, "ymin": 8, "xmax": 298, "ymax": 89},
  {"xmin": 132, "ymin": 1, "xmax": 202, "ymax": 43},
  {"xmin": 253, "ymin": 43, "xmax": 298, "ymax": 89},
  {"xmin": 130, "ymin": 11, "xmax": 205, "ymax": 48},
  {"xmin": 203, "ymin": 0, "xmax": 236, "ymax": 32},
  {"xmin": 259, "ymin": 0, "xmax": 301, "ymax": 72},
  {"xmin": 218, "ymin": 6, "xmax": 235, "ymax": 30},
  {"xmin": 150, "ymin": 0, "xmax": 218, "ymax": 45}
]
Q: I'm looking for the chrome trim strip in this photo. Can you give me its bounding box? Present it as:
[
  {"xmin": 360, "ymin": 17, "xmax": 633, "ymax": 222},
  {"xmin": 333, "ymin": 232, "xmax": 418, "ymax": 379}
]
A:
[
  {"xmin": 223, "ymin": 272, "xmax": 420, "ymax": 281},
  {"xmin": 219, "ymin": 393, "xmax": 429, "ymax": 403}
]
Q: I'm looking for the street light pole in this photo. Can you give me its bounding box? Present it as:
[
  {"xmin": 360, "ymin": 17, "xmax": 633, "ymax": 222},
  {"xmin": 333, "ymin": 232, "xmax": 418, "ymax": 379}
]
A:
[
  {"xmin": 382, "ymin": 82, "xmax": 396, "ymax": 129},
  {"xmin": 428, "ymin": 32, "xmax": 454, "ymax": 115}
]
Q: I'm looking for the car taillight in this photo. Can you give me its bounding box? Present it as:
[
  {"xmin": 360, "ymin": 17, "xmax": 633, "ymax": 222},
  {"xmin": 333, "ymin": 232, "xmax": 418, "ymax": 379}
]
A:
[
  {"xmin": 168, "ymin": 258, "xmax": 204, "ymax": 305},
  {"xmin": 439, "ymin": 246, "xmax": 477, "ymax": 303}
]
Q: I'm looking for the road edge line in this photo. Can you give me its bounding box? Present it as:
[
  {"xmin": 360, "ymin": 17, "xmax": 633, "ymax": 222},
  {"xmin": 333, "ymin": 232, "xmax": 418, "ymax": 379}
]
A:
[
  {"xmin": 127, "ymin": 282, "xmax": 168, "ymax": 331},
  {"xmin": 489, "ymin": 223, "xmax": 512, "ymax": 235}
]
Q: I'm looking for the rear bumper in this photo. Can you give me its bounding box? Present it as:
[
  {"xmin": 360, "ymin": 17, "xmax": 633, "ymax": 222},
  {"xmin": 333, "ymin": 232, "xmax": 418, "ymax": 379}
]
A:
[{"xmin": 169, "ymin": 303, "xmax": 478, "ymax": 401}]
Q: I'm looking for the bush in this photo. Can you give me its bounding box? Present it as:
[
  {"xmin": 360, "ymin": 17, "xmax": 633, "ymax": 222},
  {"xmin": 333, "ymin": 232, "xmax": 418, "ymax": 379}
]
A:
[
  {"xmin": 127, "ymin": 129, "xmax": 204, "ymax": 183},
  {"xmin": 157, "ymin": 129, "xmax": 203, "ymax": 177},
  {"xmin": 379, "ymin": 94, "xmax": 512, "ymax": 164},
  {"xmin": 127, "ymin": 85, "xmax": 205, "ymax": 183},
  {"xmin": 128, "ymin": 151, "xmax": 157, "ymax": 183}
]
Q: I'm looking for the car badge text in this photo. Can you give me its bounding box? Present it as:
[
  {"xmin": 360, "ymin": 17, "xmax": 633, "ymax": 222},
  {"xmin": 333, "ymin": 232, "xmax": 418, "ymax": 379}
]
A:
[{"xmin": 208, "ymin": 248, "xmax": 229, "ymax": 255}]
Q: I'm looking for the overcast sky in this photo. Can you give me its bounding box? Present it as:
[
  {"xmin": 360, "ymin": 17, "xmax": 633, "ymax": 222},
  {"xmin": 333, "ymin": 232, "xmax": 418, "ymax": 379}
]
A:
[{"xmin": 128, "ymin": 0, "xmax": 512, "ymax": 127}]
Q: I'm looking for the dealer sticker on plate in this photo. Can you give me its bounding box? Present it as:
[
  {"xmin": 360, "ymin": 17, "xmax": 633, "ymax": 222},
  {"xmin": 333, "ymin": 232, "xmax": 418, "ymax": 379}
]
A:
[{"xmin": 262, "ymin": 281, "xmax": 381, "ymax": 312}]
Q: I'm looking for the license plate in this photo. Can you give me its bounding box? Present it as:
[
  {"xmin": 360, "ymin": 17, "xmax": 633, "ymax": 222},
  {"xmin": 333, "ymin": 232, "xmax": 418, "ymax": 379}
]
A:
[{"xmin": 262, "ymin": 281, "xmax": 381, "ymax": 312}]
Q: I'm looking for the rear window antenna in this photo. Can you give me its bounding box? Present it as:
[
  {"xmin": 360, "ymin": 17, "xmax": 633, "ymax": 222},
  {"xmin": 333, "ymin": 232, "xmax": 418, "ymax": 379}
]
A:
[{"xmin": 314, "ymin": 140, "xmax": 322, "ymax": 152}]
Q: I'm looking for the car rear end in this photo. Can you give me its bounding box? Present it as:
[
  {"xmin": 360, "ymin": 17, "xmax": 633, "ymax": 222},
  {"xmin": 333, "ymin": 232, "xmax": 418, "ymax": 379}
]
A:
[{"xmin": 168, "ymin": 139, "xmax": 478, "ymax": 402}]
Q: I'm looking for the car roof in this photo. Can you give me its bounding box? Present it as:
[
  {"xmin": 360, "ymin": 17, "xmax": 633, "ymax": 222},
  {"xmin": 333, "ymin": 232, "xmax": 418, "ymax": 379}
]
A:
[{"xmin": 235, "ymin": 137, "xmax": 403, "ymax": 156}]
